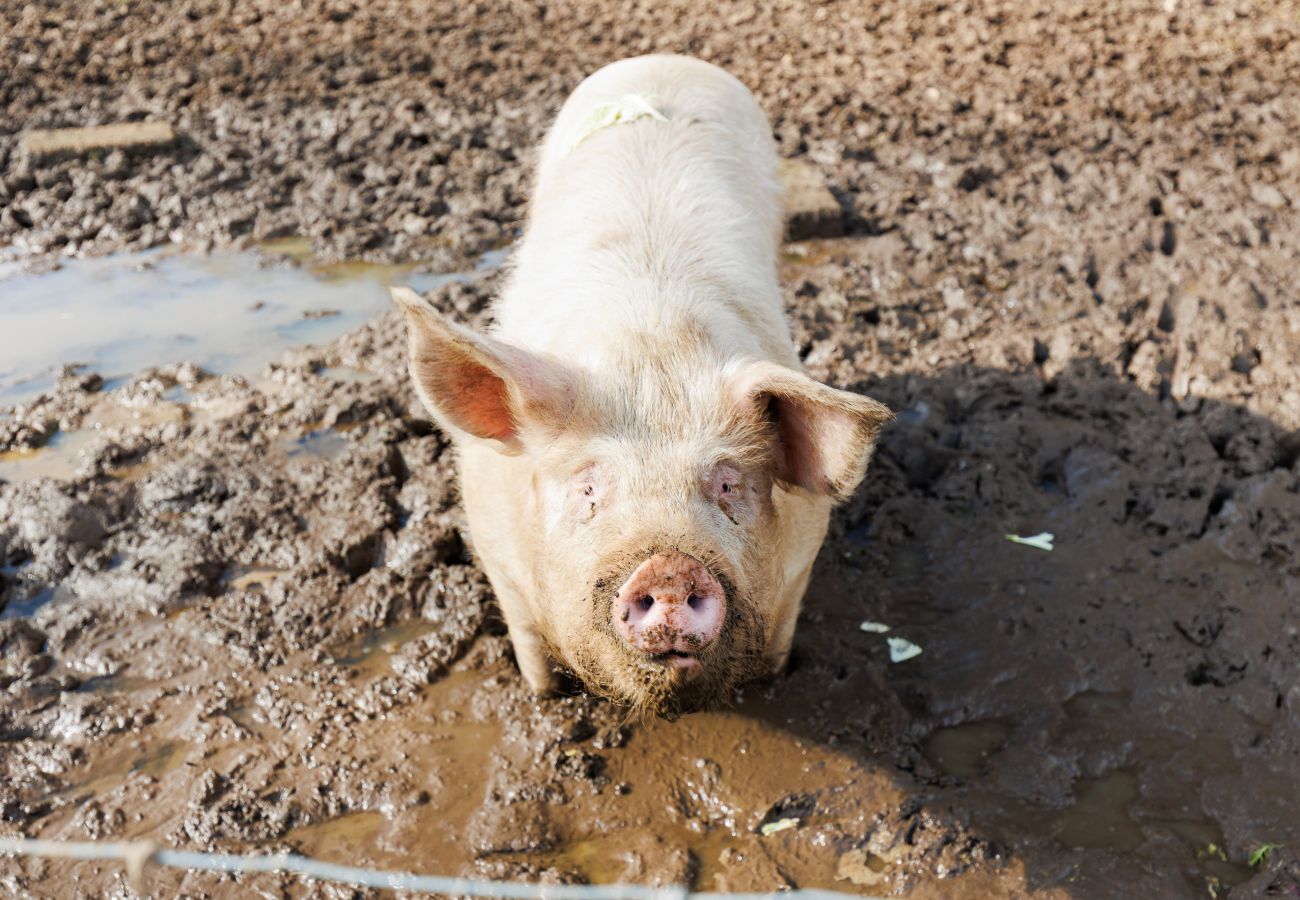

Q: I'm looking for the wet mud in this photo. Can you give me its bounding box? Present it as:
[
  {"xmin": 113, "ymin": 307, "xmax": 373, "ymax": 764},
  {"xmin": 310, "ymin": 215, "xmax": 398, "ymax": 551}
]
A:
[
  {"xmin": 0, "ymin": 241, "xmax": 501, "ymax": 404},
  {"xmin": 3, "ymin": 1, "xmax": 1300, "ymax": 898}
]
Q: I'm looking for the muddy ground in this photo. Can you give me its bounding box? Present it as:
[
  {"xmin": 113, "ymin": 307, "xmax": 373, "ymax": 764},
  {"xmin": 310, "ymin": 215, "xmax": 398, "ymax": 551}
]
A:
[{"xmin": 3, "ymin": 0, "xmax": 1300, "ymax": 897}]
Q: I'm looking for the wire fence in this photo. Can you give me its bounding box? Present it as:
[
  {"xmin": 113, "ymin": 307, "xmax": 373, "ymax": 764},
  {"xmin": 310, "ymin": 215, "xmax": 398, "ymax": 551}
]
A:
[{"xmin": 0, "ymin": 836, "xmax": 885, "ymax": 900}]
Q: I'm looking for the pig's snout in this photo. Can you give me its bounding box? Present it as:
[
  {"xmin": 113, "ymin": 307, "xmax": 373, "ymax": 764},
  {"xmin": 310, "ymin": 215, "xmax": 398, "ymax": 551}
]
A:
[{"xmin": 612, "ymin": 553, "xmax": 726, "ymax": 660}]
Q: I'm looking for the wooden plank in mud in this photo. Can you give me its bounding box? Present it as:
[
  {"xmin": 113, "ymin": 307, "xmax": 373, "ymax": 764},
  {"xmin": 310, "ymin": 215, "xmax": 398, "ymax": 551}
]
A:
[{"xmin": 20, "ymin": 121, "xmax": 178, "ymax": 163}]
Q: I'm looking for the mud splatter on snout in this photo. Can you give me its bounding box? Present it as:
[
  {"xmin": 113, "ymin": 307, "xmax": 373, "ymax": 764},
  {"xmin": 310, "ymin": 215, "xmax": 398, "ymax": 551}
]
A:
[{"xmin": 553, "ymin": 543, "xmax": 771, "ymax": 718}]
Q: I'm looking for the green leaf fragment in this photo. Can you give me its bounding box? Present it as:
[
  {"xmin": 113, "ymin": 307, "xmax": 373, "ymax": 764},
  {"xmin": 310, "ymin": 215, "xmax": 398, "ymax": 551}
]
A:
[
  {"xmin": 1005, "ymin": 532, "xmax": 1055, "ymax": 551},
  {"xmin": 566, "ymin": 94, "xmax": 669, "ymax": 156},
  {"xmin": 1250, "ymin": 843, "xmax": 1283, "ymax": 867},
  {"xmin": 760, "ymin": 817, "xmax": 800, "ymax": 836}
]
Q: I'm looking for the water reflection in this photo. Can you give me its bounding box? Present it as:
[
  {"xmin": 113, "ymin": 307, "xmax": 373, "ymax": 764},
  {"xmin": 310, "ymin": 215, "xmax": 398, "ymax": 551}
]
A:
[{"xmin": 0, "ymin": 243, "xmax": 504, "ymax": 405}]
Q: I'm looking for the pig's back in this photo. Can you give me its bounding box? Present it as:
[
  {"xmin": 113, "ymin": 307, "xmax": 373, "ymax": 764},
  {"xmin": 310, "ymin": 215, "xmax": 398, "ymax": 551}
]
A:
[
  {"xmin": 533, "ymin": 55, "xmax": 777, "ymax": 202},
  {"xmin": 496, "ymin": 55, "xmax": 794, "ymax": 368}
]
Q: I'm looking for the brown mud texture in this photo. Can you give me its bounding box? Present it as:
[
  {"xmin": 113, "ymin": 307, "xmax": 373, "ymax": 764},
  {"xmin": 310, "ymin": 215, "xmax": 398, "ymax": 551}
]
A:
[{"xmin": 3, "ymin": 1, "xmax": 1300, "ymax": 897}]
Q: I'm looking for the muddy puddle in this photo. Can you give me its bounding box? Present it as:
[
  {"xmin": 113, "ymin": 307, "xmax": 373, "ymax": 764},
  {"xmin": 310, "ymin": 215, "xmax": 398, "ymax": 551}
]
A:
[
  {"xmin": 0, "ymin": 241, "xmax": 503, "ymax": 490},
  {"xmin": 0, "ymin": 242, "xmax": 504, "ymax": 406},
  {"xmin": 0, "ymin": 430, "xmax": 99, "ymax": 482},
  {"xmin": 0, "ymin": 582, "xmax": 76, "ymax": 621}
]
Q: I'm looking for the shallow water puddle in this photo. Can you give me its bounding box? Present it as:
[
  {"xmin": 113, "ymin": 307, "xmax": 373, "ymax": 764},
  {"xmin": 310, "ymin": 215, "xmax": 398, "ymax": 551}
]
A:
[
  {"xmin": 0, "ymin": 429, "xmax": 97, "ymax": 481},
  {"xmin": 0, "ymin": 582, "xmax": 76, "ymax": 621},
  {"xmin": 129, "ymin": 740, "xmax": 190, "ymax": 778},
  {"xmin": 1063, "ymin": 689, "xmax": 1131, "ymax": 719},
  {"xmin": 288, "ymin": 809, "xmax": 389, "ymax": 860},
  {"xmin": 1155, "ymin": 817, "xmax": 1254, "ymax": 885},
  {"xmin": 1, "ymin": 243, "xmax": 499, "ymax": 484},
  {"xmin": 284, "ymin": 664, "xmax": 502, "ymax": 874},
  {"xmin": 0, "ymin": 242, "xmax": 503, "ymax": 405},
  {"xmin": 0, "ymin": 430, "xmax": 162, "ymax": 483},
  {"xmin": 219, "ymin": 565, "xmax": 287, "ymax": 592},
  {"xmin": 0, "ymin": 392, "xmax": 193, "ymax": 482},
  {"xmin": 279, "ymin": 424, "xmax": 356, "ymax": 461},
  {"xmin": 574, "ymin": 701, "xmax": 877, "ymax": 892},
  {"xmin": 76, "ymin": 671, "xmax": 157, "ymax": 695},
  {"xmin": 544, "ymin": 825, "xmax": 743, "ymax": 889},
  {"xmin": 332, "ymin": 618, "xmax": 441, "ymax": 678},
  {"xmin": 61, "ymin": 739, "xmax": 192, "ymax": 801},
  {"xmin": 1053, "ymin": 769, "xmax": 1145, "ymax": 852},
  {"xmin": 224, "ymin": 702, "xmax": 273, "ymax": 739},
  {"xmin": 319, "ymin": 364, "xmax": 380, "ymax": 385},
  {"xmin": 923, "ymin": 720, "xmax": 1012, "ymax": 779}
]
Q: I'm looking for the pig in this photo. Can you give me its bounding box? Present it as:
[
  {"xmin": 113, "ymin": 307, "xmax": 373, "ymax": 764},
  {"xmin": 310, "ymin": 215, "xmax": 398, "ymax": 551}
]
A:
[{"xmin": 392, "ymin": 54, "xmax": 891, "ymax": 716}]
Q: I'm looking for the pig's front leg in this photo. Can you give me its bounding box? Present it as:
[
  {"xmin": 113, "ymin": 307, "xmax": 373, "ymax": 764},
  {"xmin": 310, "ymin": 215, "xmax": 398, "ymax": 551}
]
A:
[
  {"xmin": 766, "ymin": 611, "xmax": 798, "ymax": 676},
  {"xmin": 492, "ymin": 583, "xmax": 558, "ymax": 694},
  {"xmin": 508, "ymin": 620, "xmax": 558, "ymax": 695},
  {"xmin": 767, "ymin": 561, "xmax": 816, "ymax": 676}
]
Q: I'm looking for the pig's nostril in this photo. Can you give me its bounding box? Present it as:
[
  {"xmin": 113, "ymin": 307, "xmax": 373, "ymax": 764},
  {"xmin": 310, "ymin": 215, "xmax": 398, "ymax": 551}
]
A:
[{"xmin": 614, "ymin": 553, "xmax": 727, "ymax": 653}]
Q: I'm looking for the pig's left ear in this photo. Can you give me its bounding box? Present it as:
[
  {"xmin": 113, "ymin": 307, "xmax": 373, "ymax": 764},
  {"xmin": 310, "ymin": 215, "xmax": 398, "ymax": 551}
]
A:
[
  {"xmin": 732, "ymin": 362, "xmax": 893, "ymax": 502},
  {"xmin": 392, "ymin": 286, "xmax": 577, "ymax": 453}
]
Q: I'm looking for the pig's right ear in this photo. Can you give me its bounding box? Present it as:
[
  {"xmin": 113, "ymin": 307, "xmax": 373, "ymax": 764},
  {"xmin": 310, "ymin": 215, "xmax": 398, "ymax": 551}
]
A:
[
  {"xmin": 391, "ymin": 286, "xmax": 576, "ymax": 453},
  {"xmin": 732, "ymin": 361, "xmax": 893, "ymax": 502}
]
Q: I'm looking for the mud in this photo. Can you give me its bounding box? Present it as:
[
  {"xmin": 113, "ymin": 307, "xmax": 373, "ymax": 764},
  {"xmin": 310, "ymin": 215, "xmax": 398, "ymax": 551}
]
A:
[{"xmin": 3, "ymin": 0, "xmax": 1300, "ymax": 897}]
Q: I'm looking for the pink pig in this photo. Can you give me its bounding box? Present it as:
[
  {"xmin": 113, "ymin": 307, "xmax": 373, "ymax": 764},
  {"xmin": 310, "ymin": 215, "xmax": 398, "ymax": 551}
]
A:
[{"xmin": 393, "ymin": 55, "xmax": 890, "ymax": 715}]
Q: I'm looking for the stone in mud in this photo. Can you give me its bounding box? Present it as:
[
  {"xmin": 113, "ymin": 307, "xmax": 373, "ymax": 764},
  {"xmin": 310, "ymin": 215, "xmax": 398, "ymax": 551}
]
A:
[
  {"xmin": 1249, "ymin": 182, "xmax": 1288, "ymax": 210},
  {"xmin": 20, "ymin": 122, "xmax": 178, "ymax": 164},
  {"xmin": 0, "ymin": 619, "xmax": 46, "ymax": 680},
  {"xmin": 779, "ymin": 157, "xmax": 843, "ymax": 240},
  {"xmin": 0, "ymin": 481, "xmax": 109, "ymax": 586},
  {"xmin": 837, "ymin": 847, "xmax": 889, "ymax": 887}
]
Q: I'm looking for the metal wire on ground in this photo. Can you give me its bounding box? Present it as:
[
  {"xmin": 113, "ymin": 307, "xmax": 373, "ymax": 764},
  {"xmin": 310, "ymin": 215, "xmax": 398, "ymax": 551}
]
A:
[{"xmin": 0, "ymin": 837, "xmax": 885, "ymax": 899}]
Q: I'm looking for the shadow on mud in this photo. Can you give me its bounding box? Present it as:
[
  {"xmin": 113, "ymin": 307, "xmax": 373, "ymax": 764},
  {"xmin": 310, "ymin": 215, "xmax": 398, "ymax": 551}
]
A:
[{"xmin": 720, "ymin": 356, "xmax": 1299, "ymax": 897}]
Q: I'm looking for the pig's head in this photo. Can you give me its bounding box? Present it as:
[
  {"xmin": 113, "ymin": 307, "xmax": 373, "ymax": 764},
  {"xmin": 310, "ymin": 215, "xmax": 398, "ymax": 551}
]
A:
[{"xmin": 394, "ymin": 288, "xmax": 891, "ymax": 716}]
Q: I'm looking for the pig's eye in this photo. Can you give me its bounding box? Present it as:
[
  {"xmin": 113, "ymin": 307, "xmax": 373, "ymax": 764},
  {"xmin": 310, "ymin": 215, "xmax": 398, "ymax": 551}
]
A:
[
  {"xmin": 570, "ymin": 465, "xmax": 605, "ymax": 523},
  {"xmin": 577, "ymin": 483, "xmax": 597, "ymax": 518},
  {"xmin": 706, "ymin": 462, "xmax": 754, "ymax": 525}
]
